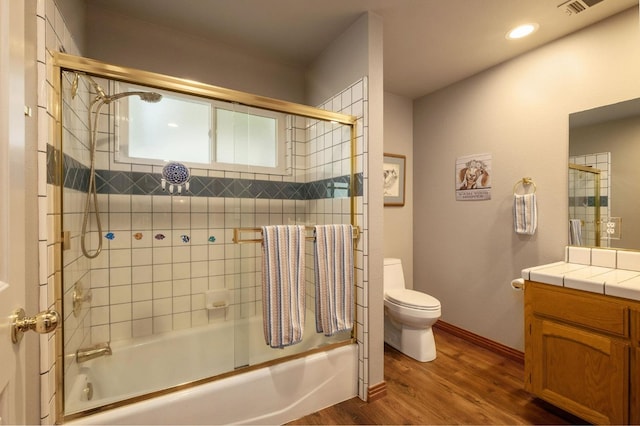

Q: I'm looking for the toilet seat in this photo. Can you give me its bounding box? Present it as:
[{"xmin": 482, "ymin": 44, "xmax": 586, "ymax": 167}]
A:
[{"xmin": 385, "ymin": 289, "xmax": 440, "ymax": 311}]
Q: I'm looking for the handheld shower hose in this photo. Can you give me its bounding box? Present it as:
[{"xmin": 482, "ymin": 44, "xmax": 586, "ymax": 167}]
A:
[{"xmin": 76, "ymin": 75, "xmax": 162, "ymax": 259}]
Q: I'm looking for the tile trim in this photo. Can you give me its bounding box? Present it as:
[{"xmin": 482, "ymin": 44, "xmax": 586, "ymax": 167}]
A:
[{"xmin": 50, "ymin": 145, "xmax": 363, "ymax": 200}]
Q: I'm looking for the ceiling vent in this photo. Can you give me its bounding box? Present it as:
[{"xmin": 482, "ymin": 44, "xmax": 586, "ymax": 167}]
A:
[{"xmin": 558, "ymin": 0, "xmax": 605, "ymax": 15}]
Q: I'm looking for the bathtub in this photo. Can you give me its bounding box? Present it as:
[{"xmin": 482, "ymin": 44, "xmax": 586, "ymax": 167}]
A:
[{"xmin": 65, "ymin": 312, "xmax": 357, "ymax": 424}]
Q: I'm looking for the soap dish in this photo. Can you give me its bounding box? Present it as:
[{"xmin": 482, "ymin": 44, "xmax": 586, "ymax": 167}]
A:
[
  {"xmin": 205, "ymin": 289, "xmax": 230, "ymax": 320},
  {"xmin": 208, "ymin": 300, "xmax": 229, "ymax": 310}
]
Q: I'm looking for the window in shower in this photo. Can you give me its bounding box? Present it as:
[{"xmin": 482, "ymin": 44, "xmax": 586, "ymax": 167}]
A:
[
  {"xmin": 215, "ymin": 107, "xmax": 280, "ymax": 169},
  {"xmin": 121, "ymin": 89, "xmax": 212, "ymax": 164},
  {"xmin": 115, "ymin": 83, "xmax": 287, "ymax": 174}
]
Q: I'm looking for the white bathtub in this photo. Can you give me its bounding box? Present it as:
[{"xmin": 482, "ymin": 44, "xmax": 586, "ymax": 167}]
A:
[{"xmin": 66, "ymin": 313, "xmax": 357, "ymax": 424}]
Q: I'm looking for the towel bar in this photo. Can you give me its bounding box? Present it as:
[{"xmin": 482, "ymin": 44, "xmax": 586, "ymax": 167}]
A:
[{"xmin": 233, "ymin": 225, "xmax": 360, "ymax": 244}]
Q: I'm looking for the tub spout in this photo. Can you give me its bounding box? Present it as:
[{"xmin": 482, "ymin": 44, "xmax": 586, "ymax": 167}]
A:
[{"xmin": 76, "ymin": 342, "xmax": 112, "ymax": 363}]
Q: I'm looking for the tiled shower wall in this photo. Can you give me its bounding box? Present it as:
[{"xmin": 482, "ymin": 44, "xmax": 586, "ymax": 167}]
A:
[
  {"xmin": 58, "ymin": 83, "xmax": 363, "ymax": 344},
  {"xmin": 56, "ymin": 78, "xmax": 367, "ymax": 399},
  {"xmin": 39, "ymin": 0, "xmax": 83, "ymax": 423},
  {"xmin": 59, "ymin": 73, "xmax": 308, "ymax": 349},
  {"xmin": 41, "ymin": 1, "xmax": 370, "ymax": 422}
]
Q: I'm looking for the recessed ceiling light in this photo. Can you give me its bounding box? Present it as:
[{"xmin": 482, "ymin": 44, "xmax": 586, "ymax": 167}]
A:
[{"xmin": 506, "ymin": 23, "xmax": 539, "ymax": 40}]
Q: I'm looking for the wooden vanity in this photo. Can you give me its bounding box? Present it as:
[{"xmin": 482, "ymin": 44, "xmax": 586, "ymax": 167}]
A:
[{"xmin": 524, "ymin": 280, "xmax": 640, "ymax": 424}]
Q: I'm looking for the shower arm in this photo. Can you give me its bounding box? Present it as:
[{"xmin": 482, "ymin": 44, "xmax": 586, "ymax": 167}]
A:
[{"xmin": 71, "ymin": 72, "xmax": 107, "ymax": 102}]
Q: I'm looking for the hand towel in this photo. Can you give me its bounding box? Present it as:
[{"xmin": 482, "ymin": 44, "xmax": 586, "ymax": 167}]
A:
[
  {"xmin": 513, "ymin": 193, "xmax": 537, "ymax": 235},
  {"xmin": 314, "ymin": 224, "xmax": 354, "ymax": 336},
  {"xmin": 569, "ymin": 219, "xmax": 583, "ymax": 246},
  {"xmin": 261, "ymin": 225, "xmax": 306, "ymax": 348}
]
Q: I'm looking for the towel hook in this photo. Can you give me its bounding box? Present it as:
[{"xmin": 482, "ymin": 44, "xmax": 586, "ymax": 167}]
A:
[{"xmin": 513, "ymin": 177, "xmax": 536, "ymax": 195}]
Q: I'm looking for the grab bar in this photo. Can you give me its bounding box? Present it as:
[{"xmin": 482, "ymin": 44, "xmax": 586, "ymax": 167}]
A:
[
  {"xmin": 76, "ymin": 342, "xmax": 112, "ymax": 363},
  {"xmin": 233, "ymin": 225, "xmax": 360, "ymax": 244}
]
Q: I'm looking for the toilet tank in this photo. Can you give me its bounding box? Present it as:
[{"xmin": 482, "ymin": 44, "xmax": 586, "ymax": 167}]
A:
[{"xmin": 383, "ymin": 258, "xmax": 406, "ymax": 290}]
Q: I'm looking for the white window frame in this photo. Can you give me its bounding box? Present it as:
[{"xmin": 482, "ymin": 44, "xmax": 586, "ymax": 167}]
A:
[{"xmin": 115, "ymin": 83, "xmax": 288, "ymax": 175}]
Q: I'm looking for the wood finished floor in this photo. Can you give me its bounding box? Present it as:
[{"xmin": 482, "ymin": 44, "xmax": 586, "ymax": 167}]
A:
[{"xmin": 289, "ymin": 327, "xmax": 583, "ymax": 425}]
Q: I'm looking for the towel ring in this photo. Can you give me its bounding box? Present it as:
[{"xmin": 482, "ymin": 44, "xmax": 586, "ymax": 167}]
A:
[{"xmin": 513, "ymin": 177, "xmax": 536, "ymax": 195}]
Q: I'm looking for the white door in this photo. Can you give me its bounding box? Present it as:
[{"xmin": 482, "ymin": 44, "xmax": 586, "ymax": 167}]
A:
[{"xmin": 0, "ymin": 0, "xmax": 28, "ymax": 424}]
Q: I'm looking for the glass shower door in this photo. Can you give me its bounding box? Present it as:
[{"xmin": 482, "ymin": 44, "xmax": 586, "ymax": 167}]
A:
[
  {"xmin": 568, "ymin": 163, "xmax": 601, "ymax": 247},
  {"xmin": 55, "ymin": 54, "xmax": 358, "ymax": 420}
]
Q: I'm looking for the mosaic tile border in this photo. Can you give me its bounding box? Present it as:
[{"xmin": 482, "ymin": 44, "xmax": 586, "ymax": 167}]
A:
[
  {"xmin": 50, "ymin": 145, "xmax": 363, "ymax": 200},
  {"xmin": 569, "ymin": 196, "xmax": 609, "ymax": 207}
]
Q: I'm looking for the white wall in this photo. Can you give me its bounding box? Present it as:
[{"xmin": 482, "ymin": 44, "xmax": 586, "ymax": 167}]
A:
[
  {"xmin": 306, "ymin": 11, "xmax": 385, "ymax": 397},
  {"xmin": 383, "ymin": 92, "xmax": 413, "ymax": 289},
  {"xmin": 54, "ymin": 0, "xmax": 86, "ymax": 52},
  {"xmin": 85, "ymin": 4, "xmax": 306, "ymax": 103},
  {"xmin": 365, "ymin": 11, "xmax": 385, "ymax": 395},
  {"xmin": 305, "ymin": 14, "xmax": 368, "ymax": 107},
  {"xmin": 41, "ymin": 1, "xmax": 87, "ymax": 422},
  {"xmin": 413, "ymin": 7, "xmax": 640, "ymax": 351}
]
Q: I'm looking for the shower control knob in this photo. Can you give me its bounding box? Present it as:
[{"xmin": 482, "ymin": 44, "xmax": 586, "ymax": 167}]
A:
[{"xmin": 11, "ymin": 307, "xmax": 60, "ymax": 344}]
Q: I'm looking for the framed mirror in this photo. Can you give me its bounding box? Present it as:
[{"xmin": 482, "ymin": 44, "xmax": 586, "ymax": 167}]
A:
[{"xmin": 569, "ymin": 97, "xmax": 640, "ymax": 249}]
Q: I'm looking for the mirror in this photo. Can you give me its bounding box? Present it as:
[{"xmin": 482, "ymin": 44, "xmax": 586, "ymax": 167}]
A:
[{"xmin": 569, "ymin": 97, "xmax": 640, "ymax": 249}]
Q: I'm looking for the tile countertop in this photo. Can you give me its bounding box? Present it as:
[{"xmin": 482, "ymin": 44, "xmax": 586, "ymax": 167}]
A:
[{"xmin": 522, "ymin": 262, "xmax": 640, "ymax": 301}]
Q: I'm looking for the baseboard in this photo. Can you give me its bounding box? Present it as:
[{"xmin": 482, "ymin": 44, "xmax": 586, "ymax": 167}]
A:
[
  {"xmin": 433, "ymin": 320, "xmax": 524, "ymax": 364},
  {"xmin": 367, "ymin": 381, "xmax": 387, "ymax": 401}
]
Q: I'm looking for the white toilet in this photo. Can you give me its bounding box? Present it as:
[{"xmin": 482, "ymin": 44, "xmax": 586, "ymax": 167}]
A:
[{"xmin": 383, "ymin": 258, "xmax": 441, "ymax": 362}]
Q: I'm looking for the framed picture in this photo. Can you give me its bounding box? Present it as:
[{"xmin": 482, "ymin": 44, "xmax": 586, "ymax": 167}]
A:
[{"xmin": 383, "ymin": 153, "xmax": 406, "ymax": 206}]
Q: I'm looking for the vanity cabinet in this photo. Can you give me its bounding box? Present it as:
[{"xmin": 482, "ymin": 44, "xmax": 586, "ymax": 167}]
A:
[{"xmin": 524, "ymin": 281, "xmax": 640, "ymax": 424}]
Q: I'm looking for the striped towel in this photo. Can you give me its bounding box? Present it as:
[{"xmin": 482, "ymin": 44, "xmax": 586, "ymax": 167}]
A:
[
  {"xmin": 314, "ymin": 224, "xmax": 354, "ymax": 336},
  {"xmin": 513, "ymin": 193, "xmax": 537, "ymax": 235},
  {"xmin": 261, "ymin": 225, "xmax": 306, "ymax": 348},
  {"xmin": 569, "ymin": 219, "xmax": 583, "ymax": 246}
]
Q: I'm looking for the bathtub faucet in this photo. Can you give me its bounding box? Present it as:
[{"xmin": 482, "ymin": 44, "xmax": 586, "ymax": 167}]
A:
[{"xmin": 76, "ymin": 342, "xmax": 112, "ymax": 363}]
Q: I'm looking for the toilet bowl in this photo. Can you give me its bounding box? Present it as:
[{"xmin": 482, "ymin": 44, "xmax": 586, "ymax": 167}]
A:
[{"xmin": 383, "ymin": 258, "xmax": 441, "ymax": 362}]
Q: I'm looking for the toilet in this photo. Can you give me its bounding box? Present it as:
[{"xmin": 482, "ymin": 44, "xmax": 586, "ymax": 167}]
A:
[{"xmin": 383, "ymin": 258, "xmax": 441, "ymax": 362}]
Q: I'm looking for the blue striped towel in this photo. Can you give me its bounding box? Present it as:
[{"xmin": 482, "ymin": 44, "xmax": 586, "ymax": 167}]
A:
[
  {"xmin": 314, "ymin": 224, "xmax": 354, "ymax": 336},
  {"xmin": 513, "ymin": 193, "xmax": 537, "ymax": 235},
  {"xmin": 261, "ymin": 225, "xmax": 306, "ymax": 348}
]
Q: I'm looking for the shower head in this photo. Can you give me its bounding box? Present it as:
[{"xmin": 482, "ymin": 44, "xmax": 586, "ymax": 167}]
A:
[
  {"xmin": 70, "ymin": 73, "xmax": 162, "ymax": 105},
  {"xmin": 138, "ymin": 92, "xmax": 163, "ymax": 103},
  {"xmin": 103, "ymin": 91, "xmax": 163, "ymax": 104}
]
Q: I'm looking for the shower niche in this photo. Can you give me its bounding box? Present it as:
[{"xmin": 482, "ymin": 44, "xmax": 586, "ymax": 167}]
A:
[{"xmin": 55, "ymin": 53, "xmax": 362, "ymax": 418}]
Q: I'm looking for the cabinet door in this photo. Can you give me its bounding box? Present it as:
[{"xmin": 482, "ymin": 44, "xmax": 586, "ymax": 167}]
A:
[
  {"xmin": 632, "ymin": 347, "xmax": 640, "ymax": 425},
  {"xmin": 530, "ymin": 318, "xmax": 629, "ymax": 425},
  {"xmin": 631, "ymin": 310, "xmax": 640, "ymax": 425}
]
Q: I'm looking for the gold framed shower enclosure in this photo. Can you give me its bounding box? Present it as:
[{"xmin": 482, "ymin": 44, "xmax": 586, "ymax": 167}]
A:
[
  {"xmin": 569, "ymin": 163, "xmax": 601, "ymax": 247},
  {"xmin": 52, "ymin": 52, "xmax": 360, "ymax": 422},
  {"xmin": 53, "ymin": 52, "xmax": 357, "ymax": 125}
]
